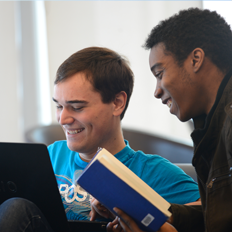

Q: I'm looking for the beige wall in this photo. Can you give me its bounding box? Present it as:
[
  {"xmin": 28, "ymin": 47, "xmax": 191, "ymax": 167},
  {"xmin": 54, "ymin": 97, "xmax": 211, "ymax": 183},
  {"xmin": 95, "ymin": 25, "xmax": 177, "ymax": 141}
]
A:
[
  {"xmin": 0, "ymin": 1, "xmax": 206, "ymax": 143},
  {"xmin": 0, "ymin": 2, "xmax": 22, "ymax": 142},
  {"xmin": 45, "ymin": 1, "xmax": 202, "ymax": 144}
]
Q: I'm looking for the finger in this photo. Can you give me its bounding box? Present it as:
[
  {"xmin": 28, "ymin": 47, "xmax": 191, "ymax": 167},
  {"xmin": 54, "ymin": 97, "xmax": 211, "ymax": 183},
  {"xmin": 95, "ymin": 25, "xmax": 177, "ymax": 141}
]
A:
[
  {"xmin": 117, "ymin": 217, "xmax": 132, "ymax": 232},
  {"xmin": 92, "ymin": 199, "xmax": 106, "ymax": 213},
  {"xmin": 91, "ymin": 199, "xmax": 111, "ymax": 220},
  {"xmin": 107, "ymin": 218, "xmax": 118, "ymax": 232},
  {"xmin": 90, "ymin": 197, "xmax": 95, "ymax": 203},
  {"xmin": 107, "ymin": 221, "xmax": 114, "ymax": 232},
  {"xmin": 107, "ymin": 221, "xmax": 120, "ymax": 232},
  {"xmin": 90, "ymin": 199, "xmax": 100, "ymax": 221},
  {"xmin": 107, "ymin": 217, "xmax": 123, "ymax": 232},
  {"xmin": 90, "ymin": 203, "xmax": 99, "ymax": 221},
  {"xmin": 90, "ymin": 209, "xmax": 98, "ymax": 221},
  {"xmin": 114, "ymin": 208, "xmax": 142, "ymax": 232},
  {"xmin": 111, "ymin": 216, "xmax": 120, "ymax": 226}
]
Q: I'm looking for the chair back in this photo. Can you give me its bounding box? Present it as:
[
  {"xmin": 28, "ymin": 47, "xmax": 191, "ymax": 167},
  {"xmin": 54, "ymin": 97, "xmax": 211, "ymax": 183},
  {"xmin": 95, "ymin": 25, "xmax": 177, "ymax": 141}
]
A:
[
  {"xmin": 25, "ymin": 125, "xmax": 197, "ymax": 181},
  {"xmin": 25, "ymin": 124, "xmax": 66, "ymax": 146},
  {"xmin": 122, "ymin": 128, "xmax": 194, "ymax": 163}
]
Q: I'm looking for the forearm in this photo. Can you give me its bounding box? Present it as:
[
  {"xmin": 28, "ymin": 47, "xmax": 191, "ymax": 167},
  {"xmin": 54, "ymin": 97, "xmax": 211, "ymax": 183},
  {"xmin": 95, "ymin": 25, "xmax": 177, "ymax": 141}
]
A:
[{"xmin": 169, "ymin": 204, "xmax": 205, "ymax": 232}]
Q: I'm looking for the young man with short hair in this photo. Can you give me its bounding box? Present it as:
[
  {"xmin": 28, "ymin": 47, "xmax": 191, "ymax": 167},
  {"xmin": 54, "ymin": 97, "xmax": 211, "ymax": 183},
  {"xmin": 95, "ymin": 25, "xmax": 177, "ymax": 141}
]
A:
[
  {"xmin": 110, "ymin": 8, "xmax": 232, "ymax": 232},
  {"xmin": 49, "ymin": 47, "xmax": 200, "ymax": 222},
  {"xmin": 0, "ymin": 47, "xmax": 200, "ymax": 231}
]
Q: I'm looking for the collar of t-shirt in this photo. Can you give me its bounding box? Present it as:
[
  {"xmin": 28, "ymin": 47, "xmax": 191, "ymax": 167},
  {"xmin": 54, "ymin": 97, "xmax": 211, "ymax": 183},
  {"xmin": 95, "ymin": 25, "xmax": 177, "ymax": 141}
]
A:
[{"xmin": 74, "ymin": 140, "xmax": 134, "ymax": 169}]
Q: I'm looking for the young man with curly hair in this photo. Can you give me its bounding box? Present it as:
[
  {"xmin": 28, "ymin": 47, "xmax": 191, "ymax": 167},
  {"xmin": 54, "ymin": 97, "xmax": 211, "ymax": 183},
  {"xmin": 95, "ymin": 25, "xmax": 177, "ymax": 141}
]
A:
[{"xmin": 110, "ymin": 8, "xmax": 232, "ymax": 232}]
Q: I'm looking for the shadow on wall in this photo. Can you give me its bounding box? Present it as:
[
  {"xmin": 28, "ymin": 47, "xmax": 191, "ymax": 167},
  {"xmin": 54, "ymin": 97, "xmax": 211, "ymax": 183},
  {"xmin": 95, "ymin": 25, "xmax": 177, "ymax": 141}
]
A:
[{"xmin": 122, "ymin": 128, "xmax": 194, "ymax": 163}]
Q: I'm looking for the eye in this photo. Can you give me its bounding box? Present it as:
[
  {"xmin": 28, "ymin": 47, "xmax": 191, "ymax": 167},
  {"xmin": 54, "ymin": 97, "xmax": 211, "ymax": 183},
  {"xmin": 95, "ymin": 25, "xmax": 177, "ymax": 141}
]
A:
[
  {"xmin": 155, "ymin": 71, "xmax": 163, "ymax": 80},
  {"xmin": 72, "ymin": 106, "xmax": 84, "ymax": 111},
  {"xmin": 56, "ymin": 105, "xmax": 63, "ymax": 110}
]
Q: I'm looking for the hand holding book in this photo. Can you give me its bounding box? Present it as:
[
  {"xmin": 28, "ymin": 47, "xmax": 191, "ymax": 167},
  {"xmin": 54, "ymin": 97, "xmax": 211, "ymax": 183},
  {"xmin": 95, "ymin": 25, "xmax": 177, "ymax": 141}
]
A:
[
  {"xmin": 110, "ymin": 208, "xmax": 177, "ymax": 232},
  {"xmin": 77, "ymin": 148, "xmax": 172, "ymax": 232},
  {"xmin": 90, "ymin": 197, "xmax": 115, "ymax": 221}
]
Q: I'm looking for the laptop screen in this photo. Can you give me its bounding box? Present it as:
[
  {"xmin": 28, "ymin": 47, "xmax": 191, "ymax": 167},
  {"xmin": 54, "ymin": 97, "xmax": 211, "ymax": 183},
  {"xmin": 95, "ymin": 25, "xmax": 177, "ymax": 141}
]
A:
[{"xmin": 0, "ymin": 142, "xmax": 69, "ymax": 232}]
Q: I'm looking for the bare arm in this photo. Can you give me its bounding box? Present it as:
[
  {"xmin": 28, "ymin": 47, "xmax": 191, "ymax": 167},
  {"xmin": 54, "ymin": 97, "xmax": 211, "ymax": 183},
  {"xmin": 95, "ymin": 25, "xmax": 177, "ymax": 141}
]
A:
[{"xmin": 185, "ymin": 198, "xmax": 201, "ymax": 206}]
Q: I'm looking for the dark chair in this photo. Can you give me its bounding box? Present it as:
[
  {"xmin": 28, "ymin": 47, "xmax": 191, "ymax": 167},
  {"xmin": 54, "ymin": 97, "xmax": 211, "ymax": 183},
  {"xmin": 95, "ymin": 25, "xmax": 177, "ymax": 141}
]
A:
[
  {"xmin": 25, "ymin": 125, "xmax": 197, "ymax": 181},
  {"xmin": 122, "ymin": 128, "xmax": 197, "ymax": 181},
  {"xmin": 122, "ymin": 128, "xmax": 194, "ymax": 163},
  {"xmin": 25, "ymin": 126, "xmax": 194, "ymax": 163},
  {"xmin": 25, "ymin": 123, "xmax": 66, "ymax": 146}
]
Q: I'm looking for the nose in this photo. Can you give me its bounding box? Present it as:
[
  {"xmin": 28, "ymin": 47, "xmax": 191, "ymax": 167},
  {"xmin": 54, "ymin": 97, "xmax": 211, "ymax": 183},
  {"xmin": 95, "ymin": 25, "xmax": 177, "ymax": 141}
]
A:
[
  {"xmin": 154, "ymin": 82, "xmax": 163, "ymax": 99},
  {"xmin": 57, "ymin": 108, "xmax": 74, "ymax": 125}
]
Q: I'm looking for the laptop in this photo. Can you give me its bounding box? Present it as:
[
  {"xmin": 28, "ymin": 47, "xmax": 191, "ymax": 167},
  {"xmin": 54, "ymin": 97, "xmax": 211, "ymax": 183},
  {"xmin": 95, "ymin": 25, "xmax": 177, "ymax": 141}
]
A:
[{"xmin": 0, "ymin": 142, "xmax": 107, "ymax": 232}]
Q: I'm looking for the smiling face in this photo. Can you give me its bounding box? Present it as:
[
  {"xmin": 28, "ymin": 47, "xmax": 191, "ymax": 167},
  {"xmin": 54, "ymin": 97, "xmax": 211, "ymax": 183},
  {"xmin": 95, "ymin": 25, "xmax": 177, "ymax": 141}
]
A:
[
  {"xmin": 53, "ymin": 72, "xmax": 122, "ymax": 159},
  {"xmin": 149, "ymin": 43, "xmax": 204, "ymax": 122}
]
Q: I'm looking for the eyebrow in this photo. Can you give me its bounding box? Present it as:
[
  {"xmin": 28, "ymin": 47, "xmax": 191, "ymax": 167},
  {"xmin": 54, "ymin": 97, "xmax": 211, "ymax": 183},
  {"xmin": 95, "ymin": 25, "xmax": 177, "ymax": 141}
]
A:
[
  {"xmin": 52, "ymin": 98, "xmax": 88, "ymax": 104},
  {"xmin": 150, "ymin": 63, "xmax": 163, "ymax": 72}
]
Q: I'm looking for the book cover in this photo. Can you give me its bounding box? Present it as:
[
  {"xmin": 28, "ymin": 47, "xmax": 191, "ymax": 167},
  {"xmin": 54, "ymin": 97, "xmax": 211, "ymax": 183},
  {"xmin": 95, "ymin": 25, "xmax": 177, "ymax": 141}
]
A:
[{"xmin": 77, "ymin": 148, "xmax": 171, "ymax": 232}]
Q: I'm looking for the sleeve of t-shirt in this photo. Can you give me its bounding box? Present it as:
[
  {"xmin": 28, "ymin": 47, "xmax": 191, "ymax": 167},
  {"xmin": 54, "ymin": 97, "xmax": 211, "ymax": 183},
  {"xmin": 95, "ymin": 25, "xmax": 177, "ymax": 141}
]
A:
[{"xmin": 140, "ymin": 155, "xmax": 200, "ymax": 204}]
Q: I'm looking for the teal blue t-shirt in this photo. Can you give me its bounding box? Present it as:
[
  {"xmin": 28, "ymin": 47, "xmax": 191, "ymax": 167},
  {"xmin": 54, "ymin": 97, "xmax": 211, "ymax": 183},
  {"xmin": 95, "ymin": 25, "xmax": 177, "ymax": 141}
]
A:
[{"xmin": 48, "ymin": 140, "xmax": 200, "ymax": 221}]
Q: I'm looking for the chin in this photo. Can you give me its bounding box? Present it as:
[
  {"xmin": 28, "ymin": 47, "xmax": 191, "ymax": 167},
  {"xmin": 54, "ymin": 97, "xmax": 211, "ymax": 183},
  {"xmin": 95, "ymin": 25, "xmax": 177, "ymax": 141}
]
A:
[
  {"xmin": 177, "ymin": 113, "xmax": 191, "ymax": 122},
  {"xmin": 66, "ymin": 141, "xmax": 79, "ymax": 152}
]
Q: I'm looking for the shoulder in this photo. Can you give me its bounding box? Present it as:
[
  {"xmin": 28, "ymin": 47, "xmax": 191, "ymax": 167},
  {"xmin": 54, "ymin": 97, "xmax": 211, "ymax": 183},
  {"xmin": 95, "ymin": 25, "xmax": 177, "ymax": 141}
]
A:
[
  {"xmin": 133, "ymin": 150, "xmax": 192, "ymax": 179},
  {"xmin": 132, "ymin": 149, "xmax": 172, "ymax": 166},
  {"xmin": 125, "ymin": 149, "xmax": 178, "ymax": 175},
  {"xmin": 122, "ymin": 143, "xmax": 191, "ymax": 178}
]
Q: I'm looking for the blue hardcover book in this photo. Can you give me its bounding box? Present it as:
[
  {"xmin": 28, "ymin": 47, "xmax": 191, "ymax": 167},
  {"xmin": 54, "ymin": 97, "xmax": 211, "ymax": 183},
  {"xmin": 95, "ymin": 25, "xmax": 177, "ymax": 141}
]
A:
[{"xmin": 77, "ymin": 148, "xmax": 171, "ymax": 232}]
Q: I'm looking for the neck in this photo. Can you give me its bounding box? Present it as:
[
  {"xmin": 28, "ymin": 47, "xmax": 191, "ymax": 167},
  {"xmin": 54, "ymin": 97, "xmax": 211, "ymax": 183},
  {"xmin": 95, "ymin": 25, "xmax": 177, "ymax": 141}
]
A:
[
  {"xmin": 79, "ymin": 128, "xmax": 126, "ymax": 163},
  {"xmin": 205, "ymin": 70, "xmax": 224, "ymax": 114},
  {"xmin": 199, "ymin": 61, "xmax": 225, "ymax": 114},
  {"xmin": 79, "ymin": 154, "xmax": 97, "ymax": 162}
]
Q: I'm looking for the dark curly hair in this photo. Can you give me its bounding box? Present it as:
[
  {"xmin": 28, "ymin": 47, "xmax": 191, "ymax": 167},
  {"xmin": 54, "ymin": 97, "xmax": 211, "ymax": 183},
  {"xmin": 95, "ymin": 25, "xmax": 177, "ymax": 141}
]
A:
[
  {"xmin": 55, "ymin": 47, "xmax": 134, "ymax": 120},
  {"xmin": 144, "ymin": 8, "xmax": 232, "ymax": 73}
]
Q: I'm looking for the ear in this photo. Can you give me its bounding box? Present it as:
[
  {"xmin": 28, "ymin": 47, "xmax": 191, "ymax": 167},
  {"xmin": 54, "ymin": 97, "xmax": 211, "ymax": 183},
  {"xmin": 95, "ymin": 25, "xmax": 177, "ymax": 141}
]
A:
[
  {"xmin": 190, "ymin": 48, "xmax": 205, "ymax": 73},
  {"xmin": 113, "ymin": 91, "xmax": 127, "ymax": 117}
]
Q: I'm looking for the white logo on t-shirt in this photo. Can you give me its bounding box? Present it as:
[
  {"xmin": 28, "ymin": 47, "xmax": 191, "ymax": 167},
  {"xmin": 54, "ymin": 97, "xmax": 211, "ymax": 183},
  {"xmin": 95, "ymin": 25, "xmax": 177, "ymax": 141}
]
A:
[{"xmin": 59, "ymin": 183, "xmax": 89, "ymax": 203}]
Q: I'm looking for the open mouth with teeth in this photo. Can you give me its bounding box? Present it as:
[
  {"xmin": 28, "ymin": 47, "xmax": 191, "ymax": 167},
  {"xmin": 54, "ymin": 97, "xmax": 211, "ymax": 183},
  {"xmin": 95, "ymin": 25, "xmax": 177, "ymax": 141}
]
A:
[
  {"xmin": 67, "ymin": 129, "xmax": 84, "ymax": 134},
  {"xmin": 167, "ymin": 99, "xmax": 172, "ymax": 108}
]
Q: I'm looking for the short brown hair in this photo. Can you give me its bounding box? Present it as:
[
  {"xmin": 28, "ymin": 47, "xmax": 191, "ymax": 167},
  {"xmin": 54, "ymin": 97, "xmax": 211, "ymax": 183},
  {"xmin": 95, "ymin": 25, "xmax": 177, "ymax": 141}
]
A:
[{"xmin": 55, "ymin": 47, "xmax": 134, "ymax": 119}]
